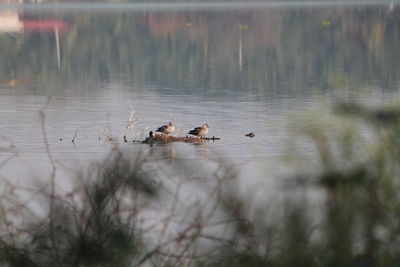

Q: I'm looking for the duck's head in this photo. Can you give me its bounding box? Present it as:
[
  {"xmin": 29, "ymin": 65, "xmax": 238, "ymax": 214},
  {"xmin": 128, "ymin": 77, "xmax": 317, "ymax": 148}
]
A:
[
  {"xmin": 168, "ymin": 122, "xmax": 173, "ymax": 126},
  {"xmin": 203, "ymin": 123, "xmax": 209, "ymax": 129}
]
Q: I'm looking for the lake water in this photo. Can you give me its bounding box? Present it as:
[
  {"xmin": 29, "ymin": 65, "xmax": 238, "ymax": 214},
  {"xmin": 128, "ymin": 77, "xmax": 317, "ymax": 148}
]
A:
[{"xmin": 0, "ymin": 1, "xmax": 399, "ymax": 183}]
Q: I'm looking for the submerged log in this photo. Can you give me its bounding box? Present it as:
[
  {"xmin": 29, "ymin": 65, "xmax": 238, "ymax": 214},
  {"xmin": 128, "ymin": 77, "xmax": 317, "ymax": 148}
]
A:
[{"xmin": 142, "ymin": 133, "xmax": 220, "ymax": 144}]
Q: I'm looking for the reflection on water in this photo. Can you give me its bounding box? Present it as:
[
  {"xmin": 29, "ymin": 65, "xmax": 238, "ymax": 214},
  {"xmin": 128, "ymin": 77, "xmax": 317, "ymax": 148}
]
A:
[
  {"xmin": 0, "ymin": 3, "xmax": 399, "ymax": 96},
  {"xmin": 0, "ymin": 2, "xmax": 400, "ymax": 179}
]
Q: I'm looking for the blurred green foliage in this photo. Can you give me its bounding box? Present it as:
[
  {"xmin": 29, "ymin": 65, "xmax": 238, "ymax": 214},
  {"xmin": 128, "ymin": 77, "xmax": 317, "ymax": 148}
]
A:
[
  {"xmin": 195, "ymin": 102, "xmax": 400, "ymax": 267},
  {"xmin": 0, "ymin": 150, "xmax": 157, "ymax": 266},
  {"xmin": 2, "ymin": 103, "xmax": 400, "ymax": 265}
]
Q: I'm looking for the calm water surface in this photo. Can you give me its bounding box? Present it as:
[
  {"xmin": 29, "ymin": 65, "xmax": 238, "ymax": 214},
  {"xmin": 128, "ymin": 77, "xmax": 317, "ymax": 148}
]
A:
[{"xmin": 0, "ymin": 2, "xmax": 399, "ymax": 181}]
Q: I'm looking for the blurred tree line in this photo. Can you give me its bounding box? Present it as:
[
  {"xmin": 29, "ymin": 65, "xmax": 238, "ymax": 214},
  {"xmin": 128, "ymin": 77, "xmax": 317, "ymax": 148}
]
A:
[{"xmin": 0, "ymin": 5, "xmax": 398, "ymax": 97}]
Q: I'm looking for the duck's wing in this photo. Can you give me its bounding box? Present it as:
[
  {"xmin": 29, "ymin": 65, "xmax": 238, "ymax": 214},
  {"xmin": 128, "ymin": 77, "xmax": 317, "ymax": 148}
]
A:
[
  {"xmin": 156, "ymin": 125, "xmax": 168, "ymax": 133},
  {"xmin": 188, "ymin": 127, "xmax": 202, "ymax": 135}
]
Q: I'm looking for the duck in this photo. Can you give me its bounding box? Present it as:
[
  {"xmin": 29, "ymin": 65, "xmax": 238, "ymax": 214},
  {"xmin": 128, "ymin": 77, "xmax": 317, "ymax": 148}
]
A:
[
  {"xmin": 156, "ymin": 122, "xmax": 175, "ymax": 135},
  {"xmin": 245, "ymin": 132, "xmax": 255, "ymax": 138},
  {"xmin": 188, "ymin": 123, "xmax": 209, "ymax": 138}
]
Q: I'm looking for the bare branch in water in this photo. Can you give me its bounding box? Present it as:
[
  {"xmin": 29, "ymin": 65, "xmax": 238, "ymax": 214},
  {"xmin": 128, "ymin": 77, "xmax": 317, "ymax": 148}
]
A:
[
  {"xmin": 99, "ymin": 128, "xmax": 113, "ymax": 141},
  {"xmin": 124, "ymin": 103, "xmax": 141, "ymax": 142},
  {"xmin": 72, "ymin": 128, "xmax": 78, "ymax": 143}
]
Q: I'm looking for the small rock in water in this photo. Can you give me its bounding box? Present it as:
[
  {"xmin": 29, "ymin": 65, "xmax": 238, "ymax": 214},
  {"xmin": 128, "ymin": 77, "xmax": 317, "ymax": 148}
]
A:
[{"xmin": 245, "ymin": 132, "xmax": 255, "ymax": 138}]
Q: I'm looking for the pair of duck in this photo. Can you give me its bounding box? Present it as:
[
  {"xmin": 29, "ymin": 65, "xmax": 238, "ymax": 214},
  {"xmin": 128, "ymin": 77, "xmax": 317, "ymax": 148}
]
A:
[{"xmin": 156, "ymin": 122, "xmax": 209, "ymax": 138}]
